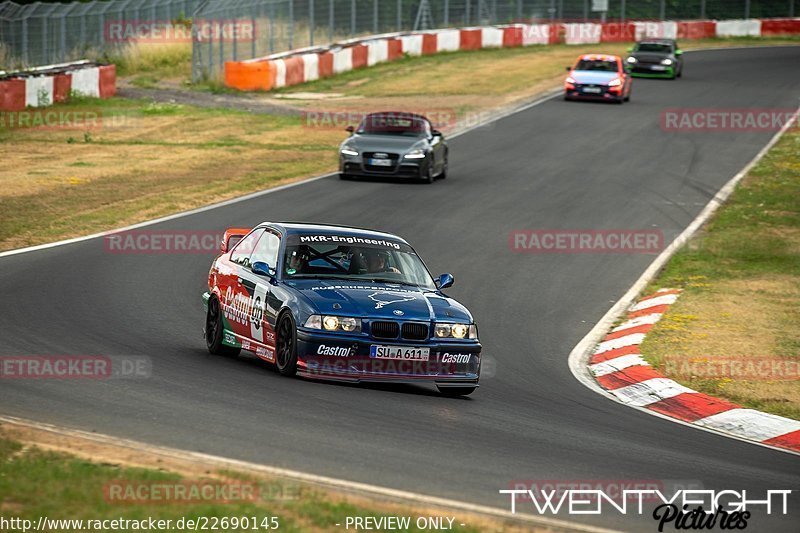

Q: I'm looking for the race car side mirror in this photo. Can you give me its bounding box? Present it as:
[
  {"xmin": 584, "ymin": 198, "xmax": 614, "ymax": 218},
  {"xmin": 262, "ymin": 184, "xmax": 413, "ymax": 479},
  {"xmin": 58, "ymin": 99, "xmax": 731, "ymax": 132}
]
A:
[
  {"xmin": 345, "ymin": 125, "xmax": 354, "ymax": 134},
  {"xmin": 675, "ymin": 50, "xmax": 683, "ymax": 56},
  {"xmin": 627, "ymin": 47, "xmax": 633, "ymax": 53},
  {"xmin": 221, "ymin": 228, "xmax": 251, "ymax": 253},
  {"xmin": 436, "ymin": 273, "xmax": 454, "ymax": 290},
  {"xmin": 432, "ymin": 129, "xmax": 442, "ymax": 137},
  {"xmin": 252, "ymin": 261, "xmax": 274, "ymax": 278},
  {"xmin": 565, "ymin": 66, "xmax": 571, "ymax": 71}
]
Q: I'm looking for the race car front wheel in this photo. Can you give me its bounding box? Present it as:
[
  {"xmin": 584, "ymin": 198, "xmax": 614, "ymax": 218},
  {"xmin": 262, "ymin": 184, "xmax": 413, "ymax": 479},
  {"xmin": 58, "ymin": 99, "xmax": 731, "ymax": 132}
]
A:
[
  {"xmin": 436, "ymin": 385, "xmax": 476, "ymax": 397},
  {"xmin": 275, "ymin": 313, "xmax": 298, "ymax": 376},
  {"xmin": 205, "ymin": 297, "xmax": 241, "ymax": 358}
]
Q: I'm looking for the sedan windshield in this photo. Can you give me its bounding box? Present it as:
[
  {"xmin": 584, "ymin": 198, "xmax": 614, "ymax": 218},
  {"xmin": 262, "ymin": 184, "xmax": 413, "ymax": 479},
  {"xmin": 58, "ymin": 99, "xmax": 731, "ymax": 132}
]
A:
[
  {"xmin": 574, "ymin": 59, "xmax": 618, "ymax": 72},
  {"xmin": 636, "ymin": 43, "xmax": 672, "ymax": 53},
  {"xmin": 357, "ymin": 113, "xmax": 430, "ymax": 137},
  {"xmin": 284, "ymin": 243, "xmax": 436, "ymax": 289}
]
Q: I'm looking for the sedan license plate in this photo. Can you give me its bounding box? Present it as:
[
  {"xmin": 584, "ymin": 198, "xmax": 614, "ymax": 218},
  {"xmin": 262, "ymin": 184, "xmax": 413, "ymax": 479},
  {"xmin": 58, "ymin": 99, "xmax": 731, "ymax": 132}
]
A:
[
  {"xmin": 582, "ymin": 87, "xmax": 602, "ymax": 94},
  {"xmin": 370, "ymin": 345, "xmax": 430, "ymax": 361},
  {"xmin": 368, "ymin": 158, "xmax": 392, "ymax": 166}
]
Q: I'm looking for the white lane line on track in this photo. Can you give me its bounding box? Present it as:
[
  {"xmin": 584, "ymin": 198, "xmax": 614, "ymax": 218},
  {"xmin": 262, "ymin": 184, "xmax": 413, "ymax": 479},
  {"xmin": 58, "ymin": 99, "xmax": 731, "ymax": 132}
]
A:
[
  {"xmin": 567, "ymin": 104, "xmax": 800, "ymax": 457},
  {"xmin": 0, "ymin": 415, "xmax": 619, "ymax": 533}
]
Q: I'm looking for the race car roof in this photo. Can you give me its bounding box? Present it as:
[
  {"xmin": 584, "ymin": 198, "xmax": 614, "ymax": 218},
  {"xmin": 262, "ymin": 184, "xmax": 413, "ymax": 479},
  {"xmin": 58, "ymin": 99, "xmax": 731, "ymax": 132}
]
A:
[
  {"xmin": 578, "ymin": 54, "xmax": 621, "ymax": 61},
  {"xmin": 263, "ymin": 222, "xmax": 410, "ymax": 244}
]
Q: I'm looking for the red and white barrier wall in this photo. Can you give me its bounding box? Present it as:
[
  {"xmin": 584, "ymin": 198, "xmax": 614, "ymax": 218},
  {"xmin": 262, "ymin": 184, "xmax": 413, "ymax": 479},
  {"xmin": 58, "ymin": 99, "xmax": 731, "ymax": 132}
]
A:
[
  {"xmin": 0, "ymin": 61, "xmax": 116, "ymax": 111},
  {"xmin": 224, "ymin": 17, "xmax": 800, "ymax": 91}
]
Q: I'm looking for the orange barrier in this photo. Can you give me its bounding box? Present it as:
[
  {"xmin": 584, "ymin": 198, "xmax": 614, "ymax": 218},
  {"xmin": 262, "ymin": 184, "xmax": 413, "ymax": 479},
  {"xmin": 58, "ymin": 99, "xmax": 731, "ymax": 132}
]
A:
[
  {"xmin": 0, "ymin": 79, "xmax": 26, "ymax": 111},
  {"xmin": 761, "ymin": 18, "xmax": 800, "ymax": 35},
  {"xmin": 224, "ymin": 60, "xmax": 274, "ymax": 91},
  {"xmin": 318, "ymin": 51, "xmax": 334, "ymax": 78},
  {"xmin": 53, "ymin": 73, "xmax": 72, "ymax": 103},
  {"xmin": 98, "ymin": 65, "xmax": 117, "ymax": 98},
  {"xmin": 284, "ymin": 56, "xmax": 305, "ymax": 86},
  {"xmin": 677, "ymin": 20, "xmax": 716, "ymax": 39},
  {"xmin": 422, "ymin": 33, "xmax": 437, "ymax": 55},
  {"xmin": 502, "ymin": 26, "xmax": 523, "ymax": 47},
  {"xmin": 351, "ymin": 44, "xmax": 368, "ymax": 69},
  {"xmin": 387, "ymin": 38, "xmax": 403, "ymax": 60},
  {"xmin": 459, "ymin": 29, "xmax": 482, "ymax": 50}
]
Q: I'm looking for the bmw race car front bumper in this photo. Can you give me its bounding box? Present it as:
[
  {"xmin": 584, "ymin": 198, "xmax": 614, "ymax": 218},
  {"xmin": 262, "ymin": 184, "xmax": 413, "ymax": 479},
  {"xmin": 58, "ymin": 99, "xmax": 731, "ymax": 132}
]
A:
[{"xmin": 295, "ymin": 328, "xmax": 481, "ymax": 385}]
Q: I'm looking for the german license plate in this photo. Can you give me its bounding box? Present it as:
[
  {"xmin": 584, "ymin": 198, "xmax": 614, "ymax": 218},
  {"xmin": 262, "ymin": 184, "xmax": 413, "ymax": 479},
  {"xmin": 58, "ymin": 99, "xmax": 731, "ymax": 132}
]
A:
[
  {"xmin": 369, "ymin": 158, "xmax": 392, "ymax": 166},
  {"xmin": 583, "ymin": 87, "xmax": 602, "ymax": 94},
  {"xmin": 651, "ymin": 65, "xmax": 666, "ymax": 71},
  {"xmin": 370, "ymin": 345, "xmax": 430, "ymax": 361}
]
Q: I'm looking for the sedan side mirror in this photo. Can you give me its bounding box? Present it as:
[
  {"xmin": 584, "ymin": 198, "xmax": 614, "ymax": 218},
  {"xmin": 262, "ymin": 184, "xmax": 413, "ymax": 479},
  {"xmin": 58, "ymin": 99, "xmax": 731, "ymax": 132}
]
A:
[
  {"xmin": 252, "ymin": 261, "xmax": 274, "ymax": 278},
  {"xmin": 435, "ymin": 273, "xmax": 454, "ymax": 290},
  {"xmin": 345, "ymin": 125, "xmax": 354, "ymax": 134},
  {"xmin": 432, "ymin": 129, "xmax": 442, "ymax": 137}
]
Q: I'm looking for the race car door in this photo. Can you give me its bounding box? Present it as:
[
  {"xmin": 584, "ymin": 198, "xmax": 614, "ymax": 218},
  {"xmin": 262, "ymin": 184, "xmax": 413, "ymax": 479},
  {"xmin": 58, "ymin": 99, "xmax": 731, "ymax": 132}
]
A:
[
  {"xmin": 225, "ymin": 228, "xmax": 265, "ymax": 343},
  {"xmin": 237, "ymin": 228, "xmax": 282, "ymax": 362}
]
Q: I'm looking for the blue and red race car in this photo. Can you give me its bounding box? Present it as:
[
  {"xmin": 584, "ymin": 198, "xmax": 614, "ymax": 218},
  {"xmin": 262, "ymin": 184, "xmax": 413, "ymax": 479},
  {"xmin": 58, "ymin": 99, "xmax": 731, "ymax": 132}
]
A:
[
  {"xmin": 203, "ymin": 223, "xmax": 481, "ymax": 396},
  {"xmin": 564, "ymin": 54, "xmax": 632, "ymax": 103}
]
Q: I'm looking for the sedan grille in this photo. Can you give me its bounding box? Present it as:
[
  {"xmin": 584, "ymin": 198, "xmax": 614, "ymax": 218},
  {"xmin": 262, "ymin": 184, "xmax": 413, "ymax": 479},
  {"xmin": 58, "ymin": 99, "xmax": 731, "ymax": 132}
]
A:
[
  {"xmin": 401, "ymin": 322, "xmax": 429, "ymax": 341},
  {"xmin": 371, "ymin": 321, "xmax": 400, "ymax": 339}
]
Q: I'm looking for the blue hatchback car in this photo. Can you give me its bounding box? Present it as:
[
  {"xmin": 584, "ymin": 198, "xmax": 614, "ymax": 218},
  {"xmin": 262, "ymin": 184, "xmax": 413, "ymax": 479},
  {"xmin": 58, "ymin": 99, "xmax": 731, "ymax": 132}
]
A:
[{"xmin": 203, "ymin": 223, "xmax": 481, "ymax": 396}]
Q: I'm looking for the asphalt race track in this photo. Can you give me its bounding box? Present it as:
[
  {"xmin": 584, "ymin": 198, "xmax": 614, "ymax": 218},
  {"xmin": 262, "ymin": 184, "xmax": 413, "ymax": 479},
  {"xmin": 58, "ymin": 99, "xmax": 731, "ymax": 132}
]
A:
[{"xmin": 2, "ymin": 47, "xmax": 799, "ymax": 532}]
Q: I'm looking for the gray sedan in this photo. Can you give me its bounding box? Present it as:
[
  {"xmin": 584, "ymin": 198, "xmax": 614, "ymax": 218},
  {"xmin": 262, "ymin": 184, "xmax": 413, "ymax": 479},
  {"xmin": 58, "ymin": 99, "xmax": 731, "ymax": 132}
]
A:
[{"xmin": 339, "ymin": 112, "xmax": 448, "ymax": 184}]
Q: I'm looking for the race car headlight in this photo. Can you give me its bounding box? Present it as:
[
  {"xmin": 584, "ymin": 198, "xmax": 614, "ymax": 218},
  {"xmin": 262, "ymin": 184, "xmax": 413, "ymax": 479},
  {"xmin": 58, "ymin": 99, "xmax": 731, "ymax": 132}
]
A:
[
  {"xmin": 305, "ymin": 315, "xmax": 362, "ymax": 333},
  {"xmin": 340, "ymin": 146, "xmax": 359, "ymax": 156},
  {"xmin": 434, "ymin": 323, "xmax": 477, "ymax": 339},
  {"xmin": 608, "ymin": 78, "xmax": 622, "ymax": 87},
  {"xmin": 661, "ymin": 59, "xmax": 673, "ymax": 66},
  {"xmin": 626, "ymin": 56, "xmax": 637, "ymax": 63},
  {"xmin": 404, "ymin": 149, "xmax": 426, "ymax": 159},
  {"xmin": 565, "ymin": 76, "xmax": 576, "ymax": 84}
]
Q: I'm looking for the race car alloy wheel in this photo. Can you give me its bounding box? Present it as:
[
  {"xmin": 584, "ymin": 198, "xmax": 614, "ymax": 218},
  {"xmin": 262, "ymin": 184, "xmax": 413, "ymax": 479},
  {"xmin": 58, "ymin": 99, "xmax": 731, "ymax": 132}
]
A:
[
  {"xmin": 206, "ymin": 297, "xmax": 241, "ymax": 358},
  {"xmin": 276, "ymin": 314, "xmax": 298, "ymax": 376}
]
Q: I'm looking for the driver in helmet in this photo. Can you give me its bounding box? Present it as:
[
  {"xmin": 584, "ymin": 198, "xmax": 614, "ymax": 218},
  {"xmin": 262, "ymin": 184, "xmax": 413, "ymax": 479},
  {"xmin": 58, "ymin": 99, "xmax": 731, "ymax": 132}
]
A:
[{"xmin": 365, "ymin": 249, "xmax": 400, "ymax": 274}]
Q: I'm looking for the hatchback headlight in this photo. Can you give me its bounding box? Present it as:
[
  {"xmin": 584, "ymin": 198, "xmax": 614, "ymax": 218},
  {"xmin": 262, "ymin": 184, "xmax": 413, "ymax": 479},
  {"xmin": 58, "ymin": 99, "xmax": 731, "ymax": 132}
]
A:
[
  {"xmin": 435, "ymin": 323, "xmax": 478, "ymax": 339},
  {"xmin": 305, "ymin": 315, "xmax": 361, "ymax": 333},
  {"xmin": 404, "ymin": 149, "xmax": 426, "ymax": 159},
  {"xmin": 661, "ymin": 59, "xmax": 673, "ymax": 66},
  {"xmin": 340, "ymin": 146, "xmax": 358, "ymax": 156},
  {"xmin": 626, "ymin": 56, "xmax": 637, "ymax": 63}
]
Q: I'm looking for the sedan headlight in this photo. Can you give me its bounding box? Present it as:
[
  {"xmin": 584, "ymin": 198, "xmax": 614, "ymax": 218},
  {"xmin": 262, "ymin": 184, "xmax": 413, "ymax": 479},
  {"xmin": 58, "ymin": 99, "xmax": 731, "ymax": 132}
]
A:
[
  {"xmin": 340, "ymin": 146, "xmax": 359, "ymax": 156},
  {"xmin": 435, "ymin": 323, "xmax": 478, "ymax": 339},
  {"xmin": 404, "ymin": 148, "xmax": 426, "ymax": 159},
  {"xmin": 304, "ymin": 315, "xmax": 361, "ymax": 333},
  {"xmin": 607, "ymin": 78, "xmax": 622, "ymax": 87},
  {"xmin": 661, "ymin": 59, "xmax": 673, "ymax": 66},
  {"xmin": 626, "ymin": 56, "xmax": 637, "ymax": 63}
]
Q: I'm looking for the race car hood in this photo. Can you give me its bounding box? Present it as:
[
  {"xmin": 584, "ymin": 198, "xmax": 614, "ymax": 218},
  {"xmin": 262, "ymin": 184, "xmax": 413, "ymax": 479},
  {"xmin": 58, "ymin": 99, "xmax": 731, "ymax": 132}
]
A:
[
  {"xmin": 570, "ymin": 70, "xmax": 620, "ymax": 85},
  {"xmin": 287, "ymin": 279, "xmax": 472, "ymax": 322},
  {"xmin": 344, "ymin": 134, "xmax": 427, "ymax": 154},
  {"xmin": 630, "ymin": 52, "xmax": 672, "ymax": 62}
]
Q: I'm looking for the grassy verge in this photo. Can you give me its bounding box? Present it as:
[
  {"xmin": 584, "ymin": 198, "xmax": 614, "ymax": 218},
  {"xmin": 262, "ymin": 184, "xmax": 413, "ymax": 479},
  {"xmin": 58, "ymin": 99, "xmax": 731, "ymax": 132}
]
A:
[
  {"xmin": 639, "ymin": 128, "xmax": 800, "ymax": 420},
  {"xmin": 0, "ymin": 96, "xmax": 341, "ymax": 251},
  {"xmin": 0, "ymin": 424, "xmax": 535, "ymax": 532}
]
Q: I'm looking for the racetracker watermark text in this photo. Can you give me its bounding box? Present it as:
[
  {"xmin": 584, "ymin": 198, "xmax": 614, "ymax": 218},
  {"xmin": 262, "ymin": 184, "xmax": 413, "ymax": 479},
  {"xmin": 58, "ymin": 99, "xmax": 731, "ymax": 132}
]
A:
[
  {"xmin": 104, "ymin": 230, "xmax": 224, "ymax": 254},
  {"xmin": 509, "ymin": 230, "xmax": 664, "ymax": 253},
  {"xmin": 661, "ymin": 109, "xmax": 799, "ymax": 132}
]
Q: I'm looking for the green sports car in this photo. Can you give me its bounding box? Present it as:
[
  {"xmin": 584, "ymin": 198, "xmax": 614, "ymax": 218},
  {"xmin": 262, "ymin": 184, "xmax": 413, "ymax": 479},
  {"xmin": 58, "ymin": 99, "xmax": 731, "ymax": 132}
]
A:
[{"xmin": 625, "ymin": 39, "xmax": 684, "ymax": 79}]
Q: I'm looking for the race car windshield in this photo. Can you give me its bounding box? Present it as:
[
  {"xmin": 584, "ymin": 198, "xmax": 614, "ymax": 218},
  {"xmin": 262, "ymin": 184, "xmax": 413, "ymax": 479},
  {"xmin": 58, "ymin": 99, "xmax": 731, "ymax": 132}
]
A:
[
  {"xmin": 357, "ymin": 114, "xmax": 429, "ymax": 137},
  {"xmin": 636, "ymin": 43, "xmax": 672, "ymax": 53},
  {"xmin": 574, "ymin": 59, "xmax": 618, "ymax": 72},
  {"xmin": 283, "ymin": 243, "xmax": 436, "ymax": 289}
]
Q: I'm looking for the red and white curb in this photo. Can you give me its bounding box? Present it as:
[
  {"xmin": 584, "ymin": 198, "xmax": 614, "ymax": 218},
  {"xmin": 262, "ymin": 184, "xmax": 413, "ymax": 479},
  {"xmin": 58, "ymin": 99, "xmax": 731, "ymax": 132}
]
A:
[{"xmin": 589, "ymin": 288, "xmax": 800, "ymax": 453}]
